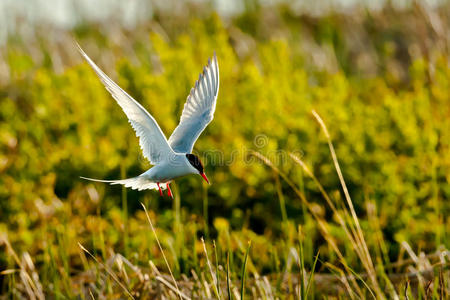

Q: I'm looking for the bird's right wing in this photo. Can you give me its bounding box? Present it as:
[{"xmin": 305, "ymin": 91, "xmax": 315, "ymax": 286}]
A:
[{"xmin": 77, "ymin": 44, "xmax": 175, "ymax": 165}]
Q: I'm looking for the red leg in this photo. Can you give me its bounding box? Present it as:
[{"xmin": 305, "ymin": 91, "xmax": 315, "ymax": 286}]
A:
[
  {"xmin": 157, "ymin": 183, "xmax": 163, "ymax": 196},
  {"xmin": 166, "ymin": 183, "xmax": 173, "ymax": 198}
]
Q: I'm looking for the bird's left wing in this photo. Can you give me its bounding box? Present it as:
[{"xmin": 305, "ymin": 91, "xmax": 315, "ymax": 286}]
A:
[
  {"xmin": 78, "ymin": 44, "xmax": 175, "ymax": 165},
  {"xmin": 168, "ymin": 53, "xmax": 219, "ymax": 153}
]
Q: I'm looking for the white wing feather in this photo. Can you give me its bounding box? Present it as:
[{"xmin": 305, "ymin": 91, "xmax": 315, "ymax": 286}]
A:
[
  {"xmin": 77, "ymin": 44, "xmax": 175, "ymax": 165},
  {"xmin": 168, "ymin": 53, "xmax": 219, "ymax": 153}
]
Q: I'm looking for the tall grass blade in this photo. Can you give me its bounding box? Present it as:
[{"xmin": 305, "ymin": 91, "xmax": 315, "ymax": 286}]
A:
[
  {"xmin": 439, "ymin": 268, "xmax": 445, "ymax": 300},
  {"xmin": 275, "ymin": 174, "xmax": 288, "ymax": 224},
  {"xmin": 140, "ymin": 202, "xmax": 183, "ymax": 300},
  {"xmin": 240, "ymin": 241, "xmax": 251, "ymax": 300},
  {"xmin": 213, "ymin": 240, "xmax": 221, "ymax": 297},
  {"xmin": 312, "ymin": 110, "xmax": 381, "ymax": 296},
  {"xmin": 201, "ymin": 237, "xmax": 221, "ymax": 299},
  {"xmin": 227, "ymin": 251, "xmax": 232, "ymax": 300},
  {"xmin": 203, "ymin": 181, "xmax": 209, "ymax": 240},
  {"xmin": 305, "ymin": 250, "xmax": 320, "ymax": 298},
  {"xmin": 298, "ymin": 227, "xmax": 305, "ymax": 299},
  {"xmin": 404, "ymin": 280, "xmax": 410, "ymax": 300}
]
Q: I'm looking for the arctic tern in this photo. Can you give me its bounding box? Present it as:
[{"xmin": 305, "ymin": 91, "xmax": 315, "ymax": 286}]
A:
[{"xmin": 78, "ymin": 45, "xmax": 219, "ymax": 198}]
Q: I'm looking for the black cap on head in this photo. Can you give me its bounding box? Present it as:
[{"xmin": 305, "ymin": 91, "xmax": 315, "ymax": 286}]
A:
[{"xmin": 186, "ymin": 154, "xmax": 204, "ymax": 174}]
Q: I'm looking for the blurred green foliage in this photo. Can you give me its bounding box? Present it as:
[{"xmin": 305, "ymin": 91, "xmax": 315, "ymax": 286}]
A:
[{"xmin": 0, "ymin": 1, "xmax": 449, "ymax": 297}]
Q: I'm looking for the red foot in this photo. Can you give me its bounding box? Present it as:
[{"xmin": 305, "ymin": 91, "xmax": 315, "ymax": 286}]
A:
[
  {"xmin": 157, "ymin": 183, "xmax": 163, "ymax": 196},
  {"xmin": 166, "ymin": 183, "xmax": 173, "ymax": 198}
]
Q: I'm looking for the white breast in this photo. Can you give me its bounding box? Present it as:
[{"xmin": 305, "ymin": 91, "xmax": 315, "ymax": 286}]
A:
[{"xmin": 142, "ymin": 154, "xmax": 197, "ymax": 182}]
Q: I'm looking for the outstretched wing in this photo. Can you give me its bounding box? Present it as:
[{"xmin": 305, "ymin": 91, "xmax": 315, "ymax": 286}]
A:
[
  {"xmin": 168, "ymin": 53, "xmax": 219, "ymax": 153},
  {"xmin": 78, "ymin": 44, "xmax": 175, "ymax": 165}
]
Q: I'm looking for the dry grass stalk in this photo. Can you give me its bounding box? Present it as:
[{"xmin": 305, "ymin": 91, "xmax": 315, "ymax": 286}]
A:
[
  {"xmin": 140, "ymin": 202, "xmax": 184, "ymax": 300},
  {"xmin": 311, "ymin": 110, "xmax": 382, "ymax": 297}
]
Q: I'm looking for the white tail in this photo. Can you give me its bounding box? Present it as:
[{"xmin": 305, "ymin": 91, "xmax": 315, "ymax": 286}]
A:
[{"xmin": 80, "ymin": 176, "xmax": 163, "ymax": 191}]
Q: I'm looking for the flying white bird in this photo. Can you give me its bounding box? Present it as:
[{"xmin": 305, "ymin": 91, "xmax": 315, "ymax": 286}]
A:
[{"xmin": 78, "ymin": 45, "xmax": 219, "ymax": 198}]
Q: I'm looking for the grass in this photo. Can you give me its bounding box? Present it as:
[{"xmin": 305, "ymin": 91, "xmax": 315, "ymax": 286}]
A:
[
  {"xmin": 240, "ymin": 241, "xmax": 251, "ymax": 300},
  {"xmin": 141, "ymin": 202, "xmax": 182, "ymax": 299},
  {"xmin": 1, "ymin": 109, "xmax": 448, "ymax": 298}
]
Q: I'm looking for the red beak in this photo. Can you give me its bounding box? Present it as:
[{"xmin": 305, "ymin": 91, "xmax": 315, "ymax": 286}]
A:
[{"xmin": 201, "ymin": 173, "xmax": 210, "ymax": 185}]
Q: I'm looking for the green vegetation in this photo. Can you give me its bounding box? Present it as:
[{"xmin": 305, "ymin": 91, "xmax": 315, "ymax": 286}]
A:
[{"xmin": 0, "ymin": 1, "xmax": 449, "ymax": 298}]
